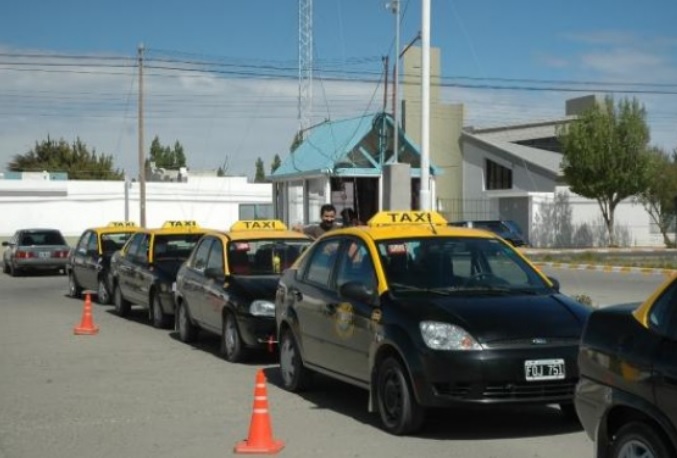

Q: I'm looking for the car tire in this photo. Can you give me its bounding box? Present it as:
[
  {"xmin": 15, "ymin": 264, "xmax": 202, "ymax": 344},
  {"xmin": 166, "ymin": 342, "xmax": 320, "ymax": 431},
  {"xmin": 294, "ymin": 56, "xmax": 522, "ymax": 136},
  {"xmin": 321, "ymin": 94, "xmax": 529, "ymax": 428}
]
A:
[
  {"xmin": 2, "ymin": 262, "xmax": 8, "ymax": 274},
  {"xmin": 611, "ymin": 422, "xmax": 672, "ymax": 458},
  {"xmin": 9, "ymin": 263, "xmax": 20, "ymax": 277},
  {"xmin": 114, "ymin": 284, "xmax": 131, "ymax": 317},
  {"xmin": 376, "ymin": 357, "xmax": 425, "ymax": 436},
  {"xmin": 97, "ymin": 276, "xmax": 111, "ymax": 304},
  {"xmin": 221, "ymin": 313, "xmax": 248, "ymax": 363},
  {"xmin": 176, "ymin": 302, "xmax": 197, "ymax": 343},
  {"xmin": 279, "ymin": 329, "xmax": 312, "ymax": 392},
  {"xmin": 68, "ymin": 272, "xmax": 83, "ymax": 298},
  {"xmin": 151, "ymin": 294, "xmax": 171, "ymax": 329}
]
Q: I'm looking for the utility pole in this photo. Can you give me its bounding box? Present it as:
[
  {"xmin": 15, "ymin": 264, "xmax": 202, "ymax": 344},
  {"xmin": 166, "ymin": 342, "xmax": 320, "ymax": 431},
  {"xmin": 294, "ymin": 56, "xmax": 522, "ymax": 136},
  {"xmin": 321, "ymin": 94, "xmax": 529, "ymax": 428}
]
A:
[
  {"xmin": 420, "ymin": 0, "xmax": 431, "ymax": 210},
  {"xmin": 389, "ymin": 0, "xmax": 401, "ymax": 162},
  {"xmin": 137, "ymin": 43, "xmax": 146, "ymax": 227}
]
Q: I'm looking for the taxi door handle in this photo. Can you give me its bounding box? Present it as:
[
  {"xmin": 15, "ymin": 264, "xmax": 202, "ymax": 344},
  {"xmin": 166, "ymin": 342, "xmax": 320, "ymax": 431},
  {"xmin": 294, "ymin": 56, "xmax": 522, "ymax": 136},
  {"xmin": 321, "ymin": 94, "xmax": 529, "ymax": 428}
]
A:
[
  {"xmin": 292, "ymin": 290, "xmax": 303, "ymax": 301},
  {"xmin": 324, "ymin": 303, "xmax": 337, "ymax": 315}
]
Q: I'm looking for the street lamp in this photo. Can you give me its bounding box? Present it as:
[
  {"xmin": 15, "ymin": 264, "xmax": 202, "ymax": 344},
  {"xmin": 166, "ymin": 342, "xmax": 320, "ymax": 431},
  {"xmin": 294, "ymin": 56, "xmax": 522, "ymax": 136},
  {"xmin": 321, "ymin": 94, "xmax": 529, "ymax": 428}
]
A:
[{"xmin": 387, "ymin": 0, "xmax": 401, "ymax": 163}]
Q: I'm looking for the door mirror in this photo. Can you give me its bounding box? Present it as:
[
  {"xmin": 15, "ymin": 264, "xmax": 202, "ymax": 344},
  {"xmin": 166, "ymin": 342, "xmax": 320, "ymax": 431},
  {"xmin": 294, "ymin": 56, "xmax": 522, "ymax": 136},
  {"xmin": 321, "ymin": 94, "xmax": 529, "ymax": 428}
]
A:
[
  {"xmin": 339, "ymin": 281, "xmax": 377, "ymax": 305},
  {"xmin": 204, "ymin": 267, "xmax": 226, "ymax": 284},
  {"xmin": 2, "ymin": 241, "xmax": 9, "ymax": 247}
]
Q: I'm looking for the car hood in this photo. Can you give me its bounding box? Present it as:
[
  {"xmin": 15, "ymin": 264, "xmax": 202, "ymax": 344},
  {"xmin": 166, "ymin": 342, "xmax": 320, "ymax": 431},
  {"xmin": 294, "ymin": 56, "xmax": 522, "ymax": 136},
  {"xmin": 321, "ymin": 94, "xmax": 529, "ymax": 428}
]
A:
[
  {"xmin": 229, "ymin": 275, "xmax": 279, "ymax": 302},
  {"xmin": 395, "ymin": 292, "xmax": 589, "ymax": 344}
]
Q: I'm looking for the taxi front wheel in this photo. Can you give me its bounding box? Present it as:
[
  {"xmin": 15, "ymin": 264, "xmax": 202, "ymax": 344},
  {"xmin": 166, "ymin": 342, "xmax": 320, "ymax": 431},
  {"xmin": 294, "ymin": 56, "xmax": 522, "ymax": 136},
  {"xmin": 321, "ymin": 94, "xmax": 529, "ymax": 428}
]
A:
[
  {"xmin": 611, "ymin": 422, "xmax": 672, "ymax": 458},
  {"xmin": 376, "ymin": 357, "xmax": 425, "ymax": 435},
  {"xmin": 279, "ymin": 330, "xmax": 312, "ymax": 392},
  {"xmin": 114, "ymin": 285, "xmax": 131, "ymax": 317},
  {"xmin": 176, "ymin": 302, "xmax": 197, "ymax": 343},
  {"xmin": 222, "ymin": 313, "xmax": 248, "ymax": 363}
]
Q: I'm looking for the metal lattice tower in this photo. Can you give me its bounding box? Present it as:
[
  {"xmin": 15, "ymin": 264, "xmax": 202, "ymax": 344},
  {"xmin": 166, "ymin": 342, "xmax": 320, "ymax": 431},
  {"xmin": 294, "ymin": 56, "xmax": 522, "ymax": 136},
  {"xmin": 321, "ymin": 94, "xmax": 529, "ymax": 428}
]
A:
[{"xmin": 298, "ymin": 0, "xmax": 313, "ymax": 136}]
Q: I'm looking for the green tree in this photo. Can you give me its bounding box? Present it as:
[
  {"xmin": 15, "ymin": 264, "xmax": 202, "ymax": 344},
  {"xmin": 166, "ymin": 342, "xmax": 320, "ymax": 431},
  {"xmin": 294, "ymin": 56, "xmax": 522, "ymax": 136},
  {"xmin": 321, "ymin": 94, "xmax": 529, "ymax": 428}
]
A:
[
  {"xmin": 270, "ymin": 154, "xmax": 282, "ymax": 174},
  {"xmin": 558, "ymin": 96, "xmax": 652, "ymax": 246},
  {"xmin": 636, "ymin": 147, "xmax": 677, "ymax": 247},
  {"xmin": 148, "ymin": 136, "xmax": 187, "ymax": 169},
  {"xmin": 254, "ymin": 157, "xmax": 266, "ymax": 182},
  {"xmin": 8, "ymin": 136, "xmax": 123, "ymax": 180}
]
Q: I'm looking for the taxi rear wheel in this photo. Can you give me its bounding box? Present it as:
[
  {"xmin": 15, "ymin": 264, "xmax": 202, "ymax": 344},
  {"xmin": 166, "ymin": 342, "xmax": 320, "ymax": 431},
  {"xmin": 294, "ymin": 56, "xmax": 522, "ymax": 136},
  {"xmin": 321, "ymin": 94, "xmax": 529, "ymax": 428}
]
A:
[
  {"xmin": 114, "ymin": 284, "xmax": 131, "ymax": 317},
  {"xmin": 151, "ymin": 294, "xmax": 171, "ymax": 329},
  {"xmin": 68, "ymin": 272, "xmax": 82, "ymax": 298},
  {"xmin": 97, "ymin": 277, "xmax": 111, "ymax": 304},
  {"xmin": 279, "ymin": 330, "xmax": 312, "ymax": 392},
  {"xmin": 177, "ymin": 302, "xmax": 197, "ymax": 343},
  {"xmin": 376, "ymin": 357, "xmax": 425, "ymax": 436},
  {"xmin": 222, "ymin": 313, "xmax": 248, "ymax": 363}
]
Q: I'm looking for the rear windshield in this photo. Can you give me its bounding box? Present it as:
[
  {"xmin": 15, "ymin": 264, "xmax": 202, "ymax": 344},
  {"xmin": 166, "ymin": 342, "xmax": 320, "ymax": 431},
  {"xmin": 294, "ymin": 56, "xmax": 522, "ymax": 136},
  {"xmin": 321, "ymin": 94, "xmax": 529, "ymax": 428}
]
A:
[
  {"xmin": 101, "ymin": 232, "xmax": 136, "ymax": 253},
  {"xmin": 21, "ymin": 231, "xmax": 66, "ymax": 246},
  {"xmin": 228, "ymin": 238, "xmax": 312, "ymax": 275},
  {"xmin": 153, "ymin": 233, "xmax": 205, "ymax": 261}
]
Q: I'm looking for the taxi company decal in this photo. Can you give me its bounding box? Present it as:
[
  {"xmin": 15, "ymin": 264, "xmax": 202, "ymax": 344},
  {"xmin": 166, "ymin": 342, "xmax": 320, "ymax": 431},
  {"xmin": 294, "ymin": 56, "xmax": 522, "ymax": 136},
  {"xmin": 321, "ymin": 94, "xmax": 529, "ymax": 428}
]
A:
[{"xmin": 334, "ymin": 302, "xmax": 355, "ymax": 339}]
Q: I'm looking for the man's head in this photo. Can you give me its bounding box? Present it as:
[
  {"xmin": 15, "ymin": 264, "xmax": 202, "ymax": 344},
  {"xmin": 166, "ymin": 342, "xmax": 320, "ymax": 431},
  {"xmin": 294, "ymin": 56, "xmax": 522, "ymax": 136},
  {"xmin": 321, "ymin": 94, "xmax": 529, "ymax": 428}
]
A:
[{"xmin": 319, "ymin": 204, "xmax": 337, "ymax": 230}]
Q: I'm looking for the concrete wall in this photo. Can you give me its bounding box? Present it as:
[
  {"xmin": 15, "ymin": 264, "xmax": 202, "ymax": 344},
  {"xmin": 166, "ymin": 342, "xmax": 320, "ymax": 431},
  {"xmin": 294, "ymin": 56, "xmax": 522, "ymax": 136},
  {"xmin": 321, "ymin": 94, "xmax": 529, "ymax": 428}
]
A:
[{"xmin": 0, "ymin": 176, "xmax": 272, "ymax": 240}]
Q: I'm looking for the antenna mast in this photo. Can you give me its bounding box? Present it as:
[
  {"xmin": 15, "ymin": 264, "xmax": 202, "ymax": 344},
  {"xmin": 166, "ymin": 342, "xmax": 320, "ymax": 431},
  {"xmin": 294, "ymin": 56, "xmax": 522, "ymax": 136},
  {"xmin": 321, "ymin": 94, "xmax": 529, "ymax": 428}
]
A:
[{"xmin": 298, "ymin": 0, "xmax": 313, "ymax": 137}]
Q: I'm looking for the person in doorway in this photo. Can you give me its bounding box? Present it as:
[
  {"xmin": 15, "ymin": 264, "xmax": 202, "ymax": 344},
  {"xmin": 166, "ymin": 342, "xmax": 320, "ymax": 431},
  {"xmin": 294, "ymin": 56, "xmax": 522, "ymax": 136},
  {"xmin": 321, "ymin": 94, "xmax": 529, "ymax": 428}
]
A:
[
  {"xmin": 340, "ymin": 207, "xmax": 361, "ymax": 227},
  {"xmin": 295, "ymin": 204, "xmax": 337, "ymax": 240}
]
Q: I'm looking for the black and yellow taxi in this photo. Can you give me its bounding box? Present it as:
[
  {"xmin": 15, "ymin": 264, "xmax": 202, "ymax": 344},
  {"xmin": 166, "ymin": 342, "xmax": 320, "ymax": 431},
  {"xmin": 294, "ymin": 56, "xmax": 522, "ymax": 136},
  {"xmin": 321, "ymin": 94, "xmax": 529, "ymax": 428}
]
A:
[
  {"xmin": 275, "ymin": 210, "xmax": 593, "ymax": 435},
  {"xmin": 66, "ymin": 221, "xmax": 140, "ymax": 304},
  {"xmin": 174, "ymin": 219, "xmax": 312, "ymax": 362},
  {"xmin": 109, "ymin": 220, "xmax": 208, "ymax": 328},
  {"xmin": 575, "ymin": 274, "xmax": 677, "ymax": 458}
]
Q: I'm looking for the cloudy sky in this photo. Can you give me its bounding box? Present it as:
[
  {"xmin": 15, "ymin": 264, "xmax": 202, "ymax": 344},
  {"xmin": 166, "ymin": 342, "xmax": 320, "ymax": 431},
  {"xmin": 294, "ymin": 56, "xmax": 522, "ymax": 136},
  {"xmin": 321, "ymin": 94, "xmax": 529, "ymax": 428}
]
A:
[{"xmin": 1, "ymin": 0, "xmax": 675, "ymax": 178}]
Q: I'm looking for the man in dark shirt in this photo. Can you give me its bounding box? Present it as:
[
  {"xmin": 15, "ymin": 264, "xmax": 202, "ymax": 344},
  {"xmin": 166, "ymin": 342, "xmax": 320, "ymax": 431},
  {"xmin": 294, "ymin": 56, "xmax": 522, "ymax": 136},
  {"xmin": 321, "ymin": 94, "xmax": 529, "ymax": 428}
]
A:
[{"xmin": 302, "ymin": 204, "xmax": 337, "ymax": 239}]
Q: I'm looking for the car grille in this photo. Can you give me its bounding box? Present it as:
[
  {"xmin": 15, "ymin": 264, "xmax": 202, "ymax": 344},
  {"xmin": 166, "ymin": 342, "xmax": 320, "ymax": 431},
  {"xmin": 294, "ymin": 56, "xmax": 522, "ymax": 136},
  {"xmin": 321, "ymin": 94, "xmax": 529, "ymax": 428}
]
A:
[{"xmin": 433, "ymin": 380, "xmax": 575, "ymax": 401}]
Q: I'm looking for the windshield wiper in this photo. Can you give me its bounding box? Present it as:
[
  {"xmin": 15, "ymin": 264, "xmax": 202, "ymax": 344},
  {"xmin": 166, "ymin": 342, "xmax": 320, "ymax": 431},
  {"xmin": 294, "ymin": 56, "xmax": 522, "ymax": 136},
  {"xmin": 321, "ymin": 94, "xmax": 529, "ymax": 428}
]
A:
[{"xmin": 388, "ymin": 283, "xmax": 450, "ymax": 296}]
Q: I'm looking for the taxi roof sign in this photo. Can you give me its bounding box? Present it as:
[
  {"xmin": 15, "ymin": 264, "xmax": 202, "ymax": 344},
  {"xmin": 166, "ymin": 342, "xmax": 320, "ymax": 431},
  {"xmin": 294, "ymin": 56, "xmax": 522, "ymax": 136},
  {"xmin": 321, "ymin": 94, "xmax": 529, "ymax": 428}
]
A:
[
  {"xmin": 107, "ymin": 221, "xmax": 137, "ymax": 227},
  {"xmin": 161, "ymin": 220, "xmax": 199, "ymax": 229},
  {"xmin": 367, "ymin": 211, "xmax": 448, "ymax": 227},
  {"xmin": 229, "ymin": 220, "xmax": 288, "ymax": 232}
]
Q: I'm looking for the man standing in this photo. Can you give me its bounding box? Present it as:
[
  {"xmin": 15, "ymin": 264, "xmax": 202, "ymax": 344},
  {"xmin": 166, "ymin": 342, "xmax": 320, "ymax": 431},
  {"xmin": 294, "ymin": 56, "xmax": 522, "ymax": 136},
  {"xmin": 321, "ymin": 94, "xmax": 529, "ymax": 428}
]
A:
[{"xmin": 301, "ymin": 204, "xmax": 337, "ymax": 239}]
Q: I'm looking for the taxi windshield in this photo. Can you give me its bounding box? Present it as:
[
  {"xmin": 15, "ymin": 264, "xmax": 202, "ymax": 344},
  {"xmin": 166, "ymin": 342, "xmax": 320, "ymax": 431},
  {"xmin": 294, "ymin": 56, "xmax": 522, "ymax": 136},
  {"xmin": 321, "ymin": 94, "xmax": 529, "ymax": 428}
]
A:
[
  {"xmin": 228, "ymin": 239, "xmax": 312, "ymax": 275},
  {"xmin": 153, "ymin": 234, "xmax": 204, "ymax": 261},
  {"xmin": 377, "ymin": 237, "xmax": 550, "ymax": 294}
]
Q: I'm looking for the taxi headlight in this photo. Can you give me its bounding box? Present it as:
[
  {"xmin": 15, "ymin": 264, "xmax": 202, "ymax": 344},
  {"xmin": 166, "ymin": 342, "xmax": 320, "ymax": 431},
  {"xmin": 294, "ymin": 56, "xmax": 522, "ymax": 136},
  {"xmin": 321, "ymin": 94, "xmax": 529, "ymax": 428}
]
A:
[
  {"xmin": 250, "ymin": 300, "xmax": 275, "ymax": 317},
  {"xmin": 420, "ymin": 321, "xmax": 482, "ymax": 351}
]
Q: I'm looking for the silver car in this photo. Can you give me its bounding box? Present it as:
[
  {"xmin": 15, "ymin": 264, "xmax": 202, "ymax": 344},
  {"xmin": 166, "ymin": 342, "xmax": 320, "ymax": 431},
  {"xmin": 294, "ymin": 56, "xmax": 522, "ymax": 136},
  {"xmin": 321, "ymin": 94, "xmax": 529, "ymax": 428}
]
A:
[{"xmin": 2, "ymin": 229, "xmax": 70, "ymax": 276}]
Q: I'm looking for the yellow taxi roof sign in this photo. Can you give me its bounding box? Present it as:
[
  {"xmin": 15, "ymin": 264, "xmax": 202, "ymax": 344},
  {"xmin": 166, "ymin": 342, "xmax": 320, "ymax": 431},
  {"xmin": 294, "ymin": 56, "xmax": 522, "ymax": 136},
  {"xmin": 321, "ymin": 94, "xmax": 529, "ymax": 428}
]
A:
[
  {"xmin": 229, "ymin": 220, "xmax": 288, "ymax": 232},
  {"xmin": 107, "ymin": 221, "xmax": 137, "ymax": 227},
  {"xmin": 161, "ymin": 220, "xmax": 199, "ymax": 229},
  {"xmin": 368, "ymin": 211, "xmax": 448, "ymax": 227}
]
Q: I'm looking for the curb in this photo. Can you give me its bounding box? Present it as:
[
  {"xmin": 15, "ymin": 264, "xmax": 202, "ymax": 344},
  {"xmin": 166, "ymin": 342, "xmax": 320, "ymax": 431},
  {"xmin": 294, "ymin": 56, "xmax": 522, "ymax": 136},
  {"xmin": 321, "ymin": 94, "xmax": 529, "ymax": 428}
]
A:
[{"xmin": 533, "ymin": 261, "xmax": 677, "ymax": 277}]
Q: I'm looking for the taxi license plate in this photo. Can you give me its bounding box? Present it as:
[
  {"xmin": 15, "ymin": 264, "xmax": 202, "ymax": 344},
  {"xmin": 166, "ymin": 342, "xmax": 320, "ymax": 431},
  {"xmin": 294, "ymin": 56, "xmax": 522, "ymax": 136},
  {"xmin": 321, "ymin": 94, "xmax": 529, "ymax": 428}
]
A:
[{"xmin": 525, "ymin": 359, "xmax": 565, "ymax": 381}]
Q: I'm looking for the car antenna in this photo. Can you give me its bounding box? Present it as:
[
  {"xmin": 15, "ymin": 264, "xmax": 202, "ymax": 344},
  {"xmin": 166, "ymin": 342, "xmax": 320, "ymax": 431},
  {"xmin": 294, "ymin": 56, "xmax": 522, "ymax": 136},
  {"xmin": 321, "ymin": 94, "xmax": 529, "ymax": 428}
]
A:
[{"xmin": 428, "ymin": 213, "xmax": 437, "ymax": 235}]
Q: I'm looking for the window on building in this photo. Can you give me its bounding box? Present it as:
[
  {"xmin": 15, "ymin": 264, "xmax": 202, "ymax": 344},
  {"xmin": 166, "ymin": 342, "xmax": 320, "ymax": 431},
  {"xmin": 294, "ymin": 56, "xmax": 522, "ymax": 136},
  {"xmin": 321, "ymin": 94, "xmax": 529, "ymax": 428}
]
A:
[{"xmin": 485, "ymin": 159, "xmax": 512, "ymax": 190}]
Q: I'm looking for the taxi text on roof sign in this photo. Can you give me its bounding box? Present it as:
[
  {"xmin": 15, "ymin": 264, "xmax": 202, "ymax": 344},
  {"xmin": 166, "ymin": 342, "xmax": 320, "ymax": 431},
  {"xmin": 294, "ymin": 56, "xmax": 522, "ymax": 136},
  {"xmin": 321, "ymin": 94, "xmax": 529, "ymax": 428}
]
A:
[
  {"xmin": 107, "ymin": 221, "xmax": 137, "ymax": 227},
  {"xmin": 229, "ymin": 220, "xmax": 288, "ymax": 231},
  {"xmin": 367, "ymin": 211, "xmax": 448, "ymax": 227},
  {"xmin": 161, "ymin": 220, "xmax": 199, "ymax": 228}
]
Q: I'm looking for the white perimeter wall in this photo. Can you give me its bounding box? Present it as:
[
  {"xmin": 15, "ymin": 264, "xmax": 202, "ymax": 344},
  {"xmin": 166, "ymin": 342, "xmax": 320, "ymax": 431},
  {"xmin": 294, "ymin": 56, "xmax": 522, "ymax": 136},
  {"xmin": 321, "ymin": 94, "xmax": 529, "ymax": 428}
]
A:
[{"xmin": 0, "ymin": 176, "xmax": 272, "ymax": 238}]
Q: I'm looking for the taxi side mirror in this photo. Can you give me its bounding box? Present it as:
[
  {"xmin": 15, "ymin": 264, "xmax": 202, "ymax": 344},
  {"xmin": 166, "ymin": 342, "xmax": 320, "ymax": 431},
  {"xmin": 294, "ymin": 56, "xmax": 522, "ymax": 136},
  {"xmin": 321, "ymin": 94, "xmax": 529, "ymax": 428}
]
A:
[
  {"xmin": 339, "ymin": 281, "xmax": 377, "ymax": 306},
  {"xmin": 205, "ymin": 267, "xmax": 226, "ymax": 284},
  {"xmin": 547, "ymin": 276, "xmax": 560, "ymax": 292},
  {"xmin": 2, "ymin": 241, "xmax": 9, "ymax": 247}
]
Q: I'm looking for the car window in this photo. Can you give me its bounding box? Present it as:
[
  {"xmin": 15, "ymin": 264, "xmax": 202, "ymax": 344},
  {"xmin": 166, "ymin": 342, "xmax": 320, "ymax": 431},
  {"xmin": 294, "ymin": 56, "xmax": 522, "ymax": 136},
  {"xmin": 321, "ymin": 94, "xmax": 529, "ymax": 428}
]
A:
[
  {"xmin": 76, "ymin": 231, "xmax": 92, "ymax": 254},
  {"xmin": 206, "ymin": 239, "xmax": 224, "ymax": 271},
  {"xmin": 192, "ymin": 238, "xmax": 213, "ymax": 271},
  {"xmin": 648, "ymin": 281, "xmax": 677, "ymax": 337},
  {"xmin": 125, "ymin": 233, "xmax": 145, "ymax": 260},
  {"xmin": 336, "ymin": 239, "xmax": 376, "ymax": 291},
  {"xmin": 305, "ymin": 238, "xmax": 341, "ymax": 287},
  {"xmin": 86, "ymin": 232, "xmax": 98, "ymax": 253},
  {"xmin": 378, "ymin": 237, "xmax": 547, "ymax": 292}
]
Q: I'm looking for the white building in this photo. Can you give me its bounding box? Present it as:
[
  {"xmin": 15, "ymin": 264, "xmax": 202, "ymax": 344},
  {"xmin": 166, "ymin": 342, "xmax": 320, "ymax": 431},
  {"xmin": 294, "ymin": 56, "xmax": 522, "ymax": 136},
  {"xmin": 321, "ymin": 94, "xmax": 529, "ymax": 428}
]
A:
[{"xmin": 0, "ymin": 175, "xmax": 272, "ymax": 238}]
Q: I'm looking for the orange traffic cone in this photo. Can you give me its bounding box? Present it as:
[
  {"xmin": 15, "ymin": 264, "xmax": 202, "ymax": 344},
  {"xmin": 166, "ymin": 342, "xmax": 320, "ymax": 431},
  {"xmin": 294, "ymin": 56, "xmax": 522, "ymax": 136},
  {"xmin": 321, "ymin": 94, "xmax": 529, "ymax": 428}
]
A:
[
  {"xmin": 234, "ymin": 369, "xmax": 285, "ymax": 454},
  {"xmin": 74, "ymin": 292, "xmax": 99, "ymax": 335}
]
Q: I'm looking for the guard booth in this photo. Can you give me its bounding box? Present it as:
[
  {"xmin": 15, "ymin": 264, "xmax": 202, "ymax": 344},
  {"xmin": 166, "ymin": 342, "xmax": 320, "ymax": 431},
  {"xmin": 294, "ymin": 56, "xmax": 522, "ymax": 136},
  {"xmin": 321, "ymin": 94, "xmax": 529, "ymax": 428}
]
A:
[{"xmin": 269, "ymin": 112, "xmax": 439, "ymax": 227}]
